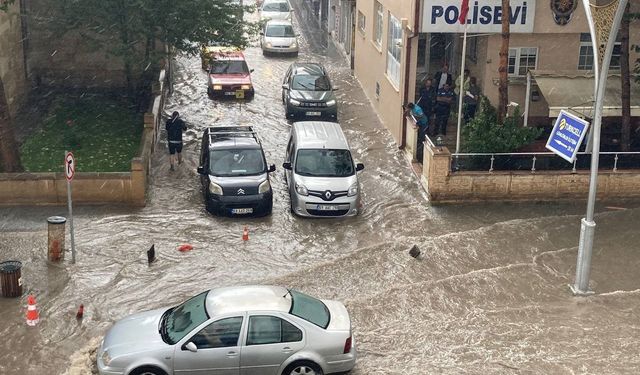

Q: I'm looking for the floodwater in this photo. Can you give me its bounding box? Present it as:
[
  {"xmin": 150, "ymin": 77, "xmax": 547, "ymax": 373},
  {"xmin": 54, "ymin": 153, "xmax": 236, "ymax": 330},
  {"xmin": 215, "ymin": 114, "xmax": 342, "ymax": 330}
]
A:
[{"xmin": 1, "ymin": 1, "xmax": 640, "ymax": 374}]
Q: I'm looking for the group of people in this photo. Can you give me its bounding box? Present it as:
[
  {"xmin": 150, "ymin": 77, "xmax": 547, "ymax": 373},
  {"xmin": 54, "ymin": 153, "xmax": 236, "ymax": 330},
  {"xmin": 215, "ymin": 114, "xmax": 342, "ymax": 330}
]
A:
[{"xmin": 405, "ymin": 64, "xmax": 481, "ymax": 161}]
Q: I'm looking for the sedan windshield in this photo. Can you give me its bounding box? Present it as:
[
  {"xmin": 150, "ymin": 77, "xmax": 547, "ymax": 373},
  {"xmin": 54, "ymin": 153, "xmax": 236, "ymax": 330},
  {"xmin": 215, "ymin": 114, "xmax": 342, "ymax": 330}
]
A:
[
  {"xmin": 295, "ymin": 149, "xmax": 354, "ymax": 177},
  {"xmin": 263, "ymin": 2, "xmax": 290, "ymax": 12},
  {"xmin": 266, "ymin": 25, "xmax": 295, "ymax": 37},
  {"xmin": 162, "ymin": 291, "xmax": 209, "ymax": 345},
  {"xmin": 289, "ymin": 289, "xmax": 330, "ymax": 329},
  {"xmin": 291, "ymin": 75, "xmax": 331, "ymax": 91},
  {"xmin": 210, "ymin": 149, "xmax": 266, "ymax": 176},
  {"xmin": 210, "ymin": 60, "xmax": 249, "ymax": 74}
]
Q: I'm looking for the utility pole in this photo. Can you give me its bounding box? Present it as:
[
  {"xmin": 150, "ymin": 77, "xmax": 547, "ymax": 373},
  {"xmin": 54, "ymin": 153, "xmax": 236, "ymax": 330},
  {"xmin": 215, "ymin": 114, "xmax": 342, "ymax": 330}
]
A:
[{"xmin": 571, "ymin": 0, "xmax": 629, "ymax": 296}]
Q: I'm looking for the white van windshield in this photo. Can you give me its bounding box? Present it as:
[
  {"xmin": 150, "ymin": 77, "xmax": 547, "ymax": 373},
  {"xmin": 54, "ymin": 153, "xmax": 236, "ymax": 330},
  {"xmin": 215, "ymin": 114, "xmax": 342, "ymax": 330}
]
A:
[{"xmin": 295, "ymin": 149, "xmax": 354, "ymax": 177}]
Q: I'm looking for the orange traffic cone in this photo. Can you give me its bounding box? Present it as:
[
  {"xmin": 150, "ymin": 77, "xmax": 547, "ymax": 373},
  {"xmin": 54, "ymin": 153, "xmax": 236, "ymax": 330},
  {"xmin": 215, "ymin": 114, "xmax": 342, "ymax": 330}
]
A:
[
  {"xmin": 26, "ymin": 295, "xmax": 40, "ymax": 326},
  {"xmin": 242, "ymin": 226, "xmax": 249, "ymax": 241}
]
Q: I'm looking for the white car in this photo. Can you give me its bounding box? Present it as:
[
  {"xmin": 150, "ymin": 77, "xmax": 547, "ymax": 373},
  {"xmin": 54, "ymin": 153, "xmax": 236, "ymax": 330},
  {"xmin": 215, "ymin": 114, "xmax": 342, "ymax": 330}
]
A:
[
  {"xmin": 261, "ymin": 20, "xmax": 299, "ymax": 56},
  {"xmin": 260, "ymin": 0, "xmax": 292, "ymax": 21},
  {"xmin": 97, "ymin": 285, "xmax": 356, "ymax": 375}
]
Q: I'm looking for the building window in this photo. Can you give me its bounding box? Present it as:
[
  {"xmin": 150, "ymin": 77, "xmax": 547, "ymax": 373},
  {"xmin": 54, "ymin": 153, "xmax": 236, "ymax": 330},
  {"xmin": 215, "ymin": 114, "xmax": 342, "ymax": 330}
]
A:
[
  {"xmin": 358, "ymin": 10, "xmax": 366, "ymax": 35},
  {"xmin": 374, "ymin": 1, "xmax": 383, "ymax": 47},
  {"xmin": 386, "ymin": 13, "xmax": 402, "ymax": 87},
  {"xmin": 508, "ymin": 47, "xmax": 538, "ymax": 76},
  {"xmin": 578, "ymin": 33, "xmax": 621, "ymax": 71}
]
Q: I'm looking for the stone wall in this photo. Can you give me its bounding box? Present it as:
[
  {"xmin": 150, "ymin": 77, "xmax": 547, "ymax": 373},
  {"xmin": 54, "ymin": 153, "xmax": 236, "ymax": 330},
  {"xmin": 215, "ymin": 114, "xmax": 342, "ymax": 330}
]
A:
[
  {"xmin": 0, "ymin": 0, "xmax": 28, "ymax": 116},
  {"xmin": 422, "ymin": 143, "xmax": 640, "ymax": 203}
]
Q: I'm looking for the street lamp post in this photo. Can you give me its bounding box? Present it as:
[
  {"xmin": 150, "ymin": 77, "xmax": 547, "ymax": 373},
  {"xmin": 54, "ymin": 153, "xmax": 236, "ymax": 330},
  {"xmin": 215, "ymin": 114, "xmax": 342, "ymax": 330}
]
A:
[{"xmin": 571, "ymin": 0, "xmax": 629, "ymax": 296}]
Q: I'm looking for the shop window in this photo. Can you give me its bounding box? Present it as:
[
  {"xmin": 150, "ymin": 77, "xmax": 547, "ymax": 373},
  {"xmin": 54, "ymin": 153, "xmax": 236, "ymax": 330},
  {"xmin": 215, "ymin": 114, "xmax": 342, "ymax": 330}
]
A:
[{"xmin": 386, "ymin": 13, "xmax": 402, "ymax": 87}]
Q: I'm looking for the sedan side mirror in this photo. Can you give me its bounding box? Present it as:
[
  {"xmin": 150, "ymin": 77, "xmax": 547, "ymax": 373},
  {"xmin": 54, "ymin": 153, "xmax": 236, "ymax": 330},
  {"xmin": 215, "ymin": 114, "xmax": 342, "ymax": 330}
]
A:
[
  {"xmin": 356, "ymin": 163, "xmax": 365, "ymax": 172},
  {"xmin": 281, "ymin": 84, "xmax": 289, "ymax": 90},
  {"xmin": 184, "ymin": 342, "xmax": 198, "ymax": 353},
  {"xmin": 282, "ymin": 162, "xmax": 292, "ymax": 170},
  {"xmin": 268, "ymin": 164, "xmax": 276, "ymax": 172},
  {"xmin": 197, "ymin": 166, "xmax": 206, "ymax": 175},
  {"xmin": 250, "ymin": 69, "xmax": 255, "ymax": 73},
  {"xmin": 259, "ymin": 32, "xmax": 264, "ymax": 35},
  {"xmin": 332, "ymin": 87, "xmax": 340, "ymax": 91}
]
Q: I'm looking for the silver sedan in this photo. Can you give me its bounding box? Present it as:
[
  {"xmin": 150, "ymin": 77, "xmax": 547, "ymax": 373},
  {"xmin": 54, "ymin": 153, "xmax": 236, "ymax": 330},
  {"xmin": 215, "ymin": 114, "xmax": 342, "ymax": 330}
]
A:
[
  {"xmin": 260, "ymin": 20, "xmax": 299, "ymax": 56},
  {"xmin": 97, "ymin": 285, "xmax": 356, "ymax": 375}
]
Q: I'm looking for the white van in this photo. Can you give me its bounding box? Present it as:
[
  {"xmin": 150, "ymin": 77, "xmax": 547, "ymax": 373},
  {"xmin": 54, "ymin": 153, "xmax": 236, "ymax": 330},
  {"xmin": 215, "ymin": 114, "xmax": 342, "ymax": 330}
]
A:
[{"xmin": 283, "ymin": 121, "xmax": 364, "ymax": 217}]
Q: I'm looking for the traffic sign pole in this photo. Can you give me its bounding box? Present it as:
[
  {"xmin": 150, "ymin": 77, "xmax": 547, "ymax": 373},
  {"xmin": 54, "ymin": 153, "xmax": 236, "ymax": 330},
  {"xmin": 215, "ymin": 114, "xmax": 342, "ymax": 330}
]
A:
[{"xmin": 65, "ymin": 151, "xmax": 77, "ymax": 264}]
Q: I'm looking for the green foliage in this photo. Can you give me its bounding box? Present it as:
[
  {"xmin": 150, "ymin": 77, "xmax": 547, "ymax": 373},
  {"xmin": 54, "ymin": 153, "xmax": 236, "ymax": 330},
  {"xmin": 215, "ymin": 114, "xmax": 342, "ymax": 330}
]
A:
[
  {"xmin": 0, "ymin": 0, "xmax": 16, "ymax": 12},
  {"xmin": 462, "ymin": 97, "xmax": 542, "ymax": 153},
  {"xmin": 20, "ymin": 96, "xmax": 142, "ymax": 172},
  {"xmin": 51, "ymin": 0, "xmax": 259, "ymax": 86}
]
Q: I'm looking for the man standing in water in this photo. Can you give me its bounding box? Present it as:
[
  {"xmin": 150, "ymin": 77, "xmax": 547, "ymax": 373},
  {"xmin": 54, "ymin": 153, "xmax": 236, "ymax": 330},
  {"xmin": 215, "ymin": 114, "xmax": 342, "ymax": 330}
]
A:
[{"xmin": 166, "ymin": 111, "xmax": 187, "ymax": 171}]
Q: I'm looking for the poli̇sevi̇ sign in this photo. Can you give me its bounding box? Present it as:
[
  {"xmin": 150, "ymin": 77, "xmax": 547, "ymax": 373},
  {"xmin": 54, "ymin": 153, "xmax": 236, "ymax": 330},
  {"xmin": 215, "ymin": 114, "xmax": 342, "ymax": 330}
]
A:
[{"xmin": 421, "ymin": 0, "xmax": 536, "ymax": 33}]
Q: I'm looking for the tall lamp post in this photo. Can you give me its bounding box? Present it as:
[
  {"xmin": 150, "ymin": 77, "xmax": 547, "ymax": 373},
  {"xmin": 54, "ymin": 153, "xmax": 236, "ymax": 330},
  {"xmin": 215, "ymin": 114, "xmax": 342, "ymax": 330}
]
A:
[{"xmin": 571, "ymin": 0, "xmax": 629, "ymax": 295}]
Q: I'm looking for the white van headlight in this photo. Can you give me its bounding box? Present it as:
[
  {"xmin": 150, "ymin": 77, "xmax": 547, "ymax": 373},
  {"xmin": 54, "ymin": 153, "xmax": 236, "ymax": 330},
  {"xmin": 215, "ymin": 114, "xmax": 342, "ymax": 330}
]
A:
[
  {"xmin": 258, "ymin": 180, "xmax": 271, "ymax": 194},
  {"xmin": 289, "ymin": 99, "xmax": 301, "ymax": 106},
  {"xmin": 295, "ymin": 182, "xmax": 308, "ymax": 196},
  {"xmin": 209, "ymin": 182, "xmax": 223, "ymax": 195},
  {"xmin": 348, "ymin": 183, "xmax": 358, "ymax": 197}
]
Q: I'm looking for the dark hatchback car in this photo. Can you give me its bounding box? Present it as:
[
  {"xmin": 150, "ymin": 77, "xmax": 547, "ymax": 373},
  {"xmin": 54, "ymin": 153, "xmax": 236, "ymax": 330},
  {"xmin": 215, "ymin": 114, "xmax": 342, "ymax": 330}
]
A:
[
  {"xmin": 282, "ymin": 62, "xmax": 338, "ymax": 121},
  {"xmin": 197, "ymin": 127, "xmax": 275, "ymax": 216}
]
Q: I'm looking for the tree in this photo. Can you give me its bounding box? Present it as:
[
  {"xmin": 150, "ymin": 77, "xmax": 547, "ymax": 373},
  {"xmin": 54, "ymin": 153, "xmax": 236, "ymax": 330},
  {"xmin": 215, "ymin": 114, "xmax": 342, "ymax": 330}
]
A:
[
  {"xmin": 0, "ymin": 76, "xmax": 23, "ymax": 172},
  {"xmin": 52, "ymin": 0, "xmax": 258, "ymax": 95},
  {"xmin": 620, "ymin": 2, "xmax": 631, "ymax": 151},
  {"xmin": 497, "ymin": 0, "xmax": 510, "ymax": 123},
  {"xmin": 0, "ymin": 0, "xmax": 24, "ymax": 172}
]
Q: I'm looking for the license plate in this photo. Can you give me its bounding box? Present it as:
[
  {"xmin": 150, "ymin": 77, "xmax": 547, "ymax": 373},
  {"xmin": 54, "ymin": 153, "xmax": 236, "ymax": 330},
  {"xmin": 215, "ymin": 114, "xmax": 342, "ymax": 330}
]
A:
[
  {"xmin": 224, "ymin": 92, "xmax": 236, "ymax": 96},
  {"xmin": 306, "ymin": 111, "xmax": 321, "ymax": 116},
  {"xmin": 316, "ymin": 204, "xmax": 338, "ymax": 211},
  {"xmin": 231, "ymin": 208, "xmax": 253, "ymax": 214}
]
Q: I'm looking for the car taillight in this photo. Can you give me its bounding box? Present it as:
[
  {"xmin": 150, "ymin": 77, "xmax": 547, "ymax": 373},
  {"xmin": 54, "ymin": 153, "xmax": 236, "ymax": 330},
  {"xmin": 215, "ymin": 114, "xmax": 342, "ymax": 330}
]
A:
[{"xmin": 343, "ymin": 336, "xmax": 352, "ymax": 354}]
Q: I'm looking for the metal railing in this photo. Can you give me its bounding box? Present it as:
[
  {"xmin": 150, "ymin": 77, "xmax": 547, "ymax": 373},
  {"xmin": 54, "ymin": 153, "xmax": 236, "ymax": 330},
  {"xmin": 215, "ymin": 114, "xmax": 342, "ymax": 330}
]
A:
[{"xmin": 450, "ymin": 151, "xmax": 640, "ymax": 173}]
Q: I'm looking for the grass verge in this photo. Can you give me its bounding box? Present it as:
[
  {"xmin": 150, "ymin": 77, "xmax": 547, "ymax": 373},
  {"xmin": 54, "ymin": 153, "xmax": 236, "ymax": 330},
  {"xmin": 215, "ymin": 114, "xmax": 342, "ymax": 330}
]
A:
[{"xmin": 20, "ymin": 95, "xmax": 143, "ymax": 172}]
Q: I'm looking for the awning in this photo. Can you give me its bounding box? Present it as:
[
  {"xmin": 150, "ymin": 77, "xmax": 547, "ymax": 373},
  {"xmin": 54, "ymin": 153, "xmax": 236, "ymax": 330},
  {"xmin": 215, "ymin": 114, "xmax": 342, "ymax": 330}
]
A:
[{"xmin": 531, "ymin": 70, "xmax": 640, "ymax": 118}]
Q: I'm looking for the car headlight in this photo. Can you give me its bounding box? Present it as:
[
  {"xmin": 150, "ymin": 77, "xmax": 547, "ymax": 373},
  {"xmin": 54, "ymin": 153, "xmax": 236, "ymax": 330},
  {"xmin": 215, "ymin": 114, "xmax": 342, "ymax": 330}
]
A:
[
  {"xmin": 209, "ymin": 181, "xmax": 223, "ymax": 195},
  {"xmin": 241, "ymin": 84, "xmax": 251, "ymax": 90},
  {"xmin": 213, "ymin": 84, "xmax": 222, "ymax": 90},
  {"xmin": 348, "ymin": 183, "xmax": 358, "ymax": 197},
  {"xmin": 258, "ymin": 180, "xmax": 271, "ymax": 194},
  {"xmin": 266, "ymin": 42, "xmax": 273, "ymax": 48},
  {"xmin": 290, "ymin": 40, "xmax": 298, "ymax": 48},
  {"xmin": 101, "ymin": 350, "xmax": 112, "ymax": 366},
  {"xmin": 295, "ymin": 182, "xmax": 308, "ymax": 196},
  {"xmin": 289, "ymin": 99, "xmax": 301, "ymax": 106},
  {"xmin": 326, "ymin": 99, "xmax": 336, "ymax": 107}
]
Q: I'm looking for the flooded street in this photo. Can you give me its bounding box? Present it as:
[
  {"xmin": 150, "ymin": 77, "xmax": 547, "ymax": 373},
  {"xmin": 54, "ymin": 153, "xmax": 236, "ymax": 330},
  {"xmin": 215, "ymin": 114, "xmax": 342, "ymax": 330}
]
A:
[{"xmin": 1, "ymin": 1, "xmax": 640, "ymax": 373}]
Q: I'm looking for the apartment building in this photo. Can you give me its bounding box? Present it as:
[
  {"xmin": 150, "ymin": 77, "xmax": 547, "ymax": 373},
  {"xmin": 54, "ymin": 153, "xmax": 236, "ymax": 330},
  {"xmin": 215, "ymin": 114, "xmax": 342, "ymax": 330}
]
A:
[{"xmin": 352, "ymin": 0, "xmax": 640, "ymax": 146}]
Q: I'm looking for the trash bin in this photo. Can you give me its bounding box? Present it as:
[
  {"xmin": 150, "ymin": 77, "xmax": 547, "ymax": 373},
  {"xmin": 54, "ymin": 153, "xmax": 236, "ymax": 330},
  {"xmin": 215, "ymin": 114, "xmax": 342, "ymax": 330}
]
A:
[
  {"xmin": 0, "ymin": 261, "xmax": 23, "ymax": 297},
  {"xmin": 47, "ymin": 216, "xmax": 66, "ymax": 262}
]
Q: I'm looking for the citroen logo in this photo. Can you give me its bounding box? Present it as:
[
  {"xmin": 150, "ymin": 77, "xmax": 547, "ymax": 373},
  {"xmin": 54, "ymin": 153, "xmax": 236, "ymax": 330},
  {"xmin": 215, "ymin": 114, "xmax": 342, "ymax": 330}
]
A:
[
  {"xmin": 324, "ymin": 191, "xmax": 332, "ymax": 200},
  {"xmin": 237, "ymin": 188, "xmax": 245, "ymax": 195}
]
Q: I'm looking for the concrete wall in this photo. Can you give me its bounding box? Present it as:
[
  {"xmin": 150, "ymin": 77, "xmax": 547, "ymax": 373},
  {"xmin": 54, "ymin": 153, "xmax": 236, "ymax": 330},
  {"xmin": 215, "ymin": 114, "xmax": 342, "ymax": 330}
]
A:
[
  {"xmin": 353, "ymin": 0, "xmax": 418, "ymax": 143},
  {"xmin": 421, "ymin": 142, "xmax": 640, "ymax": 203},
  {"xmin": 26, "ymin": 0, "xmax": 129, "ymax": 89},
  {"xmin": 0, "ymin": 68, "xmax": 167, "ymax": 206},
  {"xmin": 0, "ymin": 1, "xmax": 28, "ymax": 116}
]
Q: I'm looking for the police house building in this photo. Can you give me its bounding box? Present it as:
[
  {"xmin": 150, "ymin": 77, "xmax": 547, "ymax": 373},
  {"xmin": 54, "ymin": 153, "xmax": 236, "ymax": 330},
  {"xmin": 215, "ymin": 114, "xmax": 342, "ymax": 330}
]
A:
[{"xmin": 353, "ymin": 0, "xmax": 640, "ymax": 148}]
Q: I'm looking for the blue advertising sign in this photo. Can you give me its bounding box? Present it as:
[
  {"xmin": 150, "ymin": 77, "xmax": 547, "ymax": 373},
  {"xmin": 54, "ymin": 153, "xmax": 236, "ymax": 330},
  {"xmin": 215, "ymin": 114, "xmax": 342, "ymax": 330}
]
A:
[{"xmin": 545, "ymin": 110, "xmax": 590, "ymax": 163}]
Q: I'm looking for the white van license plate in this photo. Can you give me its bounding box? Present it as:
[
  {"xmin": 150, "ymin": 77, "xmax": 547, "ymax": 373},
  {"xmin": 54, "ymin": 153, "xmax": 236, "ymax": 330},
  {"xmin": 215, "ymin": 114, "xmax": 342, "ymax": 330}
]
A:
[
  {"xmin": 316, "ymin": 204, "xmax": 338, "ymax": 211},
  {"xmin": 306, "ymin": 111, "xmax": 321, "ymax": 116},
  {"xmin": 231, "ymin": 208, "xmax": 253, "ymax": 214}
]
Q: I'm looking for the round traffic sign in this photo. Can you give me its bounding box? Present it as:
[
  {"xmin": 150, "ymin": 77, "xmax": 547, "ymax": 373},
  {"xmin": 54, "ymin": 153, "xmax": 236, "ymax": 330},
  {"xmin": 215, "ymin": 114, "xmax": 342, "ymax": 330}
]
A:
[{"xmin": 65, "ymin": 152, "xmax": 75, "ymax": 181}]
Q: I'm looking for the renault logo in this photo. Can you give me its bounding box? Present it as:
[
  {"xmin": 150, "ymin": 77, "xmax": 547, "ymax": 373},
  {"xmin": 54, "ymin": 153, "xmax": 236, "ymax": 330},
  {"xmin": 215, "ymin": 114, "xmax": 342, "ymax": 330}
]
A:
[
  {"xmin": 237, "ymin": 188, "xmax": 245, "ymax": 195},
  {"xmin": 324, "ymin": 191, "xmax": 332, "ymax": 200}
]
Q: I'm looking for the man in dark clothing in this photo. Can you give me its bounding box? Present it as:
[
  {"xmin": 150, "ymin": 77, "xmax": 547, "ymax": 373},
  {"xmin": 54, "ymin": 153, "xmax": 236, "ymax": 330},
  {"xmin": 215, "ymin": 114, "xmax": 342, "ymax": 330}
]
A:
[
  {"xmin": 463, "ymin": 76, "xmax": 481, "ymax": 122},
  {"xmin": 434, "ymin": 83, "xmax": 455, "ymax": 136},
  {"xmin": 166, "ymin": 111, "xmax": 187, "ymax": 171},
  {"xmin": 433, "ymin": 64, "xmax": 452, "ymax": 90},
  {"xmin": 417, "ymin": 78, "xmax": 436, "ymax": 129}
]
